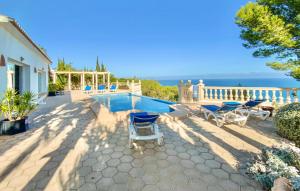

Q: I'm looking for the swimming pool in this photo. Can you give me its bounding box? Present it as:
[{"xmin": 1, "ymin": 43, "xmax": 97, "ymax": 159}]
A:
[{"xmin": 92, "ymin": 93, "xmax": 175, "ymax": 113}]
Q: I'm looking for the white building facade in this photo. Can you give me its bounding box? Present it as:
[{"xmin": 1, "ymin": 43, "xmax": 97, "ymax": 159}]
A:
[{"xmin": 0, "ymin": 15, "xmax": 51, "ymax": 100}]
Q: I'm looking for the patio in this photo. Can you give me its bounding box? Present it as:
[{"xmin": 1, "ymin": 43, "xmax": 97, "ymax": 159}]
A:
[{"xmin": 0, "ymin": 92, "xmax": 285, "ymax": 191}]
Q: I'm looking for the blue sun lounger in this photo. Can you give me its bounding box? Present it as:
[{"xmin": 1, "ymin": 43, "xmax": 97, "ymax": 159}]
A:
[
  {"xmin": 128, "ymin": 112, "xmax": 164, "ymax": 148},
  {"xmin": 98, "ymin": 85, "xmax": 106, "ymax": 93},
  {"xmin": 110, "ymin": 84, "xmax": 117, "ymax": 92},
  {"xmin": 235, "ymin": 99, "xmax": 270, "ymax": 120},
  {"xmin": 201, "ymin": 104, "xmax": 248, "ymax": 127},
  {"xmin": 83, "ymin": 85, "xmax": 92, "ymax": 94}
]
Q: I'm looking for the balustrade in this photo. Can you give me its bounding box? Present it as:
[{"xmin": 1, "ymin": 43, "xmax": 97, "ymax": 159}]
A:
[{"xmin": 178, "ymin": 80, "xmax": 300, "ymax": 105}]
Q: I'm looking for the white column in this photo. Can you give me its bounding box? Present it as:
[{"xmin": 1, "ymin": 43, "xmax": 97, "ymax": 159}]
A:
[
  {"xmin": 82, "ymin": 72, "xmax": 85, "ymax": 89},
  {"xmin": 116, "ymin": 80, "xmax": 119, "ymax": 88},
  {"xmin": 107, "ymin": 72, "xmax": 110, "ymax": 88},
  {"xmin": 103, "ymin": 74, "xmax": 105, "ymax": 84},
  {"xmin": 286, "ymin": 88, "xmax": 291, "ymax": 104},
  {"xmin": 131, "ymin": 80, "xmax": 135, "ymax": 93},
  {"xmin": 92, "ymin": 73, "xmax": 95, "ymax": 90},
  {"xmin": 68, "ymin": 73, "xmax": 71, "ymax": 90},
  {"xmin": 53, "ymin": 72, "xmax": 57, "ymax": 84},
  {"xmin": 197, "ymin": 80, "xmax": 205, "ymax": 102},
  {"xmin": 96, "ymin": 73, "xmax": 98, "ymax": 90}
]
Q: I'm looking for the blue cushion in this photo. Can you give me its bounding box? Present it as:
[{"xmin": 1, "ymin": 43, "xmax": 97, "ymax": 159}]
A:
[
  {"xmin": 202, "ymin": 105, "xmax": 220, "ymax": 112},
  {"xmin": 244, "ymin": 99, "xmax": 265, "ymax": 108},
  {"xmin": 85, "ymin": 86, "xmax": 91, "ymax": 91},
  {"xmin": 98, "ymin": 85, "xmax": 105, "ymax": 90},
  {"xmin": 130, "ymin": 112, "xmax": 159, "ymax": 124},
  {"xmin": 110, "ymin": 85, "xmax": 116, "ymax": 89},
  {"xmin": 223, "ymin": 102, "xmax": 241, "ymax": 106},
  {"xmin": 202, "ymin": 104, "xmax": 237, "ymax": 112}
]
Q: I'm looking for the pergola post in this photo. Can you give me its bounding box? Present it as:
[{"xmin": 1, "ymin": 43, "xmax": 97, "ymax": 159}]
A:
[
  {"xmin": 92, "ymin": 73, "xmax": 95, "ymax": 90},
  {"xmin": 53, "ymin": 72, "xmax": 56, "ymax": 84},
  {"xmin": 68, "ymin": 72, "xmax": 71, "ymax": 90},
  {"xmin": 96, "ymin": 73, "xmax": 98, "ymax": 90},
  {"xmin": 107, "ymin": 72, "xmax": 110, "ymax": 88},
  {"xmin": 82, "ymin": 71, "xmax": 85, "ymax": 90}
]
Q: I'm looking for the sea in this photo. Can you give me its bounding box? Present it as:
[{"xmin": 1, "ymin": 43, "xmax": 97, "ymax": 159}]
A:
[
  {"xmin": 158, "ymin": 78, "xmax": 299, "ymax": 88},
  {"xmin": 158, "ymin": 78, "xmax": 300, "ymax": 101}
]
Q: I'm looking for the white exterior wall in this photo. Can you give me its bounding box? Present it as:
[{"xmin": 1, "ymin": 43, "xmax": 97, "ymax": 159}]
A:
[{"xmin": 0, "ymin": 22, "xmax": 50, "ymax": 98}]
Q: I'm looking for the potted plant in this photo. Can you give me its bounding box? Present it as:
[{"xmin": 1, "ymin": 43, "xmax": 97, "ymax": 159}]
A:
[
  {"xmin": 0, "ymin": 89, "xmax": 37, "ymax": 135},
  {"xmin": 56, "ymin": 82, "xmax": 64, "ymax": 95},
  {"xmin": 48, "ymin": 83, "xmax": 57, "ymax": 96}
]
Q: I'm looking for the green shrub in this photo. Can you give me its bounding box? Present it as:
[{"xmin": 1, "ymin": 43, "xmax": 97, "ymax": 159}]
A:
[
  {"xmin": 274, "ymin": 103, "xmax": 300, "ymax": 147},
  {"xmin": 48, "ymin": 83, "xmax": 57, "ymax": 92},
  {"xmin": 141, "ymin": 80, "xmax": 178, "ymax": 102}
]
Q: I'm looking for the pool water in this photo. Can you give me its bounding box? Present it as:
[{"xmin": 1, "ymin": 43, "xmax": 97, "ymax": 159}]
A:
[{"xmin": 92, "ymin": 93, "xmax": 175, "ymax": 113}]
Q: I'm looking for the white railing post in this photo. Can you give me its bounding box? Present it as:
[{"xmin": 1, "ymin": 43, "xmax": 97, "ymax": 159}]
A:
[
  {"xmin": 224, "ymin": 89, "xmax": 228, "ymax": 101},
  {"xmin": 279, "ymin": 90, "xmax": 284, "ymax": 105},
  {"xmin": 246, "ymin": 89, "xmax": 250, "ymax": 101},
  {"xmin": 229, "ymin": 89, "xmax": 233, "ymax": 100},
  {"xmin": 178, "ymin": 80, "xmax": 184, "ymax": 103},
  {"xmin": 259, "ymin": 89, "xmax": 263, "ymax": 100},
  {"xmin": 131, "ymin": 80, "xmax": 135, "ymax": 93},
  {"xmin": 293, "ymin": 88, "xmax": 299, "ymax": 103},
  {"xmin": 197, "ymin": 80, "xmax": 205, "ymax": 102},
  {"xmin": 286, "ymin": 88, "xmax": 291, "ymax": 104},
  {"xmin": 272, "ymin": 90, "xmax": 276, "ymax": 105},
  {"xmin": 240, "ymin": 88, "xmax": 244, "ymax": 101}
]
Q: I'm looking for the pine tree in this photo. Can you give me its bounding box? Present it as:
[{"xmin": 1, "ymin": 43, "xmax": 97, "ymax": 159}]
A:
[
  {"xmin": 100, "ymin": 61, "xmax": 106, "ymax": 72},
  {"xmin": 96, "ymin": 56, "xmax": 101, "ymax": 72}
]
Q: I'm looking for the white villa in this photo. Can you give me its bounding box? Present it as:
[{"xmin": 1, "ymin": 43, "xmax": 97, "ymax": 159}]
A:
[{"xmin": 0, "ymin": 15, "xmax": 51, "ymax": 100}]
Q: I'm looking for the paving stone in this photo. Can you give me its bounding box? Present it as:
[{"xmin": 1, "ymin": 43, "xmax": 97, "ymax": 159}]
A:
[
  {"xmin": 113, "ymin": 172, "xmax": 129, "ymax": 184},
  {"xmin": 117, "ymin": 163, "xmax": 132, "ymax": 172},
  {"xmin": 78, "ymin": 166, "xmax": 92, "ymax": 176},
  {"xmin": 205, "ymin": 160, "xmax": 221, "ymax": 168},
  {"xmin": 178, "ymin": 152, "xmax": 190, "ymax": 159},
  {"xmin": 107, "ymin": 158, "xmax": 121, "ymax": 167},
  {"xmin": 79, "ymin": 183, "xmax": 97, "ymax": 191},
  {"xmin": 129, "ymin": 168, "xmax": 145, "ymax": 178},
  {"xmin": 128, "ymin": 178, "xmax": 145, "ymax": 191},
  {"xmin": 111, "ymin": 151, "xmax": 123, "ymax": 159},
  {"xmin": 102, "ymin": 167, "xmax": 118, "ymax": 178},
  {"xmin": 120, "ymin": 155, "xmax": 134, "ymax": 163},
  {"xmin": 212, "ymin": 169, "xmax": 229, "ymax": 179},
  {"xmin": 96, "ymin": 177, "xmax": 114, "ymax": 190},
  {"xmin": 85, "ymin": 171, "xmax": 102, "ymax": 183},
  {"xmin": 142, "ymin": 174, "xmax": 159, "ymax": 184},
  {"xmin": 180, "ymin": 159, "xmax": 195, "ymax": 168},
  {"xmin": 92, "ymin": 162, "xmax": 107, "ymax": 172}
]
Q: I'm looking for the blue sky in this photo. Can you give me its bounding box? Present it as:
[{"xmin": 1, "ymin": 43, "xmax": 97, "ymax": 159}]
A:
[{"xmin": 1, "ymin": 0, "xmax": 287, "ymax": 78}]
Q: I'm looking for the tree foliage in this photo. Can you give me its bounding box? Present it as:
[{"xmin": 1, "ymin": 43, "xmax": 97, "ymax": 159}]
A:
[
  {"xmin": 236, "ymin": 0, "xmax": 300, "ymax": 79},
  {"xmin": 141, "ymin": 80, "xmax": 178, "ymax": 102},
  {"xmin": 96, "ymin": 56, "xmax": 101, "ymax": 72}
]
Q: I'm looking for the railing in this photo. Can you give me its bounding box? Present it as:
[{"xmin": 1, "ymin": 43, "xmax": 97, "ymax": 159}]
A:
[
  {"xmin": 178, "ymin": 80, "xmax": 300, "ymax": 105},
  {"xmin": 129, "ymin": 80, "xmax": 142, "ymax": 95}
]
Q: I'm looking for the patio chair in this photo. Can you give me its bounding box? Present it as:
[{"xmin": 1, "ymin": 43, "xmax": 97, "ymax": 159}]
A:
[
  {"xmin": 201, "ymin": 104, "xmax": 248, "ymax": 127},
  {"xmin": 110, "ymin": 84, "xmax": 117, "ymax": 92},
  {"xmin": 83, "ymin": 85, "xmax": 92, "ymax": 94},
  {"xmin": 235, "ymin": 99, "xmax": 270, "ymax": 120},
  {"xmin": 128, "ymin": 112, "xmax": 164, "ymax": 148},
  {"xmin": 98, "ymin": 85, "xmax": 106, "ymax": 93}
]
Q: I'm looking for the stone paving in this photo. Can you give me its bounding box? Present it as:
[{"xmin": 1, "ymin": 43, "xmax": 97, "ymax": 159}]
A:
[{"xmin": 0, "ymin": 92, "xmax": 285, "ymax": 191}]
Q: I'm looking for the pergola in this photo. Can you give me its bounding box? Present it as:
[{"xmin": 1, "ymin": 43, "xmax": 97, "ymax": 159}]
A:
[{"xmin": 53, "ymin": 71, "xmax": 111, "ymax": 90}]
